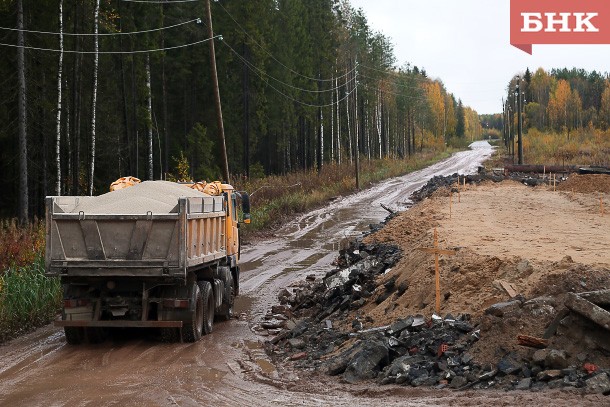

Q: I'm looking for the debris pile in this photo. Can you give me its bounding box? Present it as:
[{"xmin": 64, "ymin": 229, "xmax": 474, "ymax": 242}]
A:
[
  {"xmin": 557, "ymin": 173, "xmax": 610, "ymax": 194},
  {"xmin": 263, "ymin": 250, "xmax": 610, "ymax": 393},
  {"xmin": 409, "ymin": 170, "xmax": 579, "ymax": 203},
  {"xmin": 261, "ymin": 175, "xmax": 610, "ymax": 395}
]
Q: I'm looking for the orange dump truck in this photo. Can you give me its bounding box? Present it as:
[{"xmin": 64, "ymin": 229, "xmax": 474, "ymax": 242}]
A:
[{"xmin": 45, "ymin": 179, "xmax": 250, "ymax": 344}]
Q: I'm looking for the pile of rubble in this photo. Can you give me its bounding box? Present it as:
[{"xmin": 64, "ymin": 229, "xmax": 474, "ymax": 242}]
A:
[
  {"xmin": 409, "ymin": 171, "xmax": 561, "ymax": 203},
  {"xmin": 260, "ymin": 241, "xmax": 610, "ymax": 395}
]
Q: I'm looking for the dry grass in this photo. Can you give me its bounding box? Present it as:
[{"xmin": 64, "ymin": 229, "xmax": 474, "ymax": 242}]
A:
[
  {"xmin": 232, "ymin": 150, "xmax": 455, "ymax": 235},
  {"xmin": 518, "ymin": 127, "xmax": 610, "ymax": 166}
]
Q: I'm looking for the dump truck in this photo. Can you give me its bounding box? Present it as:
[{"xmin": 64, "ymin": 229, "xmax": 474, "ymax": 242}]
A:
[{"xmin": 45, "ymin": 179, "xmax": 250, "ymax": 344}]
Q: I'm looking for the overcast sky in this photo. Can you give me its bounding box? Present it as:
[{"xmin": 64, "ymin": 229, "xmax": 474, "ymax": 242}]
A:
[{"xmin": 349, "ymin": 0, "xmax": 610, "ymax": 114}]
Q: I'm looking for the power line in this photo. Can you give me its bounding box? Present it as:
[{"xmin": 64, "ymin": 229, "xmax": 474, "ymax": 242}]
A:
[
  {"xmin": 359, "ymin": 72, "xmax": 424, "ymax": 92},
  {"xmin": 223, "ymin": 42, "xmax": 357, "ymax": 108},
  {"xmin": 359, "ymin": 82, "xmax": 428, "ymax": 103},
  {"xmin": 0, "ymin": 35, "xmax": 220, "ymax": 54},
  {"xmin": 120, "ymin": 0, "xmax": 200, "ymax": 3},
  {"xmin": 360, "ymin": 64, "xmax": 433, "ymax": 83},
  {"xmin": 0, "ymin": 18, "xmax": 202, "ymax": 37},
  {"xmin": 216, "ymin": 1, "xmax": 352, "ymax": 83},
  {"xmin": 224, "ymin": 41, "xmax": 345, "ymax": 95}
]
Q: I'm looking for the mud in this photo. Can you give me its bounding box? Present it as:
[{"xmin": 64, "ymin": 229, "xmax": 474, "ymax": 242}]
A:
[{"xmin": 4, "ymin": 142, "xmax": 601, "ymax": 405}]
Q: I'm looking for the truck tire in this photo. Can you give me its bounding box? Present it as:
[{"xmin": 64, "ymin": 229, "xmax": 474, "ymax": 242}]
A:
[
  {"xmin": 64, "ymin": 327, "xmax": 84, "ymax": 345},
  {"xmin": 217, "ymin": 273, "xmax": 234, "ymax": 321},
  {"xmin": 182, "ymin": 282, "xmax": 204, "ymax": 343},
  {"xmin": 198, "ymin": 281, "xmax": 214, "ymax": 335}
]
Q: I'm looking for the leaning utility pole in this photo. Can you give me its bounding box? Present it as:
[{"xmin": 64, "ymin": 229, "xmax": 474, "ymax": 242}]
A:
[
  {"xmin": 516, "ymin": 78, "xmax": 524, "ymax": 165},
  {"xmin": 205, "ymin": 0, "xmax": 230, "ymax": 182},
  {"xmin": 353, "ymin": 59, "xmax": 360, "ymax": 190}
]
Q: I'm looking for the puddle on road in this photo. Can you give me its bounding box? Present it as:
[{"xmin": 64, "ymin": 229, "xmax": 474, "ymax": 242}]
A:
[
  {"xmin": 196, "ymin": 366, "xmax": 227, "ymax": 381},
  {"xmin": 255, "ymin": 359, "xmax": 276, "ymax": 375}
]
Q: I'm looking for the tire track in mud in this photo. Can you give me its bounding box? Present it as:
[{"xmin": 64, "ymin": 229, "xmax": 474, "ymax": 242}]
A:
[{"xmin": 0, "ymin": 143, "xmax": 508, "ymax": 407}]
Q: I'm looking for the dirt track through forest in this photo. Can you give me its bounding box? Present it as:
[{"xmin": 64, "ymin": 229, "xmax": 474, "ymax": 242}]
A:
[{"xmin": 6, "ymin": 142, "xmax": 597, "ymax": 406}]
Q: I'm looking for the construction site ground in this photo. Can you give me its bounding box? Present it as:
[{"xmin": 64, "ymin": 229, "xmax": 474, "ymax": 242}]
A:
[
  {"xmin": 363, "ymin": 177, "xmax": 610, "ymax": 366},
  {"xmin": 2, "ymin": 144, "xmax": 609, "ymax": 406}
]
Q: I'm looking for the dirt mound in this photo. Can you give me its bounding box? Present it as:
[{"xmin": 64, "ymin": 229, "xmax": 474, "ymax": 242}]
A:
[
  {"xmin": 262, "ymin": 179, "xmax": 610, "ymax": 393},
  {"xmin": 557, "ymin": 174, "xmax": 610, "ymax": 194}
]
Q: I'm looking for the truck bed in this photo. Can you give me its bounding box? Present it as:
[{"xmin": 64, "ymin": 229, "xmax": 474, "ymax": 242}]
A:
[{"xmin": 45, "ymin": 182, "xmax": 227, "ymax": 279}]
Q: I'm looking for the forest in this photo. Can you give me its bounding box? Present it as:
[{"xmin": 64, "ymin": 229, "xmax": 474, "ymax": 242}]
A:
[
  {"xmin": 501, "ymin": 67, "xmax": 610, "ymax": 164},
  {"xmin": 0, "ymin": 0, "xmax": 482, "ymax": 222}
]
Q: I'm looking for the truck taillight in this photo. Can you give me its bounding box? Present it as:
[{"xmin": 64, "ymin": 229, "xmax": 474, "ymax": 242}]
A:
[
  {"xmin": 163, "ymin": 299, "xmax": 189, "ymax": 309},
  {"xmin": 64, "ymin": 299, "xmax": 90, "ymax": 308}
]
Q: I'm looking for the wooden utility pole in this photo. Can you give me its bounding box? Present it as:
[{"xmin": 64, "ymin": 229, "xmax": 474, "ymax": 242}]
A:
[
  {"xmin": 354, "ymin": 60, "xmax": 360, "ymax": 190},
  {"xmin": 516, "ymin": 78, "xmax": 524, "ymax": 165},
  {"xmin": 205, "ymin": 0, "xmax": 230, "ymax": 183},
  {"xmin": 418, "ymin": 228, "xmax": 455, "ymax": 315}
]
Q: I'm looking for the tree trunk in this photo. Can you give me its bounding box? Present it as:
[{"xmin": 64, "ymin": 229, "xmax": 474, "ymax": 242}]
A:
[
  {"xmin": 146, "ymin": 53, "xmax": 153, "ymax": 180},
  {"xmin": 55, "ymin": 0, "xmax": 64, "ymax": 195},
  {"xmin": 336, "ymin": 75, "xmax": 341, "ymax": 164},
  {"xmin": 71, "ymin": 1, "xmax": 81, "ymax": 195},
  {"xmin": 346, "ymin": 67, "xmax": 352, "ymax": 165},
  {"xmin": 17, "ymin": 0, "xmax": 28, "ymax": 223},
  {"xmin": 89, "ymin": 0, "xmax": 100, "ymax": 196},
  {"xmin": 242, "ymin": 42, "xmax": 250, "ymax": 178},
  {"xmin": 161, "ymin": 4, "xmax": 169, "ymax": 180}
]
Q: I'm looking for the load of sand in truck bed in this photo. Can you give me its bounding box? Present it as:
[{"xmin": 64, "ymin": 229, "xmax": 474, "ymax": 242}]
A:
[{"xmin": 72, "ymin": 181, "xmax": 210, "ymax": 214}]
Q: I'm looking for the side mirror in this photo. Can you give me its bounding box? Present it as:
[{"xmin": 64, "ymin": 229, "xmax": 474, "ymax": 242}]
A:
[{"xmin": 238, "ymin": 192, "xmax": 251, "ymax": 224}]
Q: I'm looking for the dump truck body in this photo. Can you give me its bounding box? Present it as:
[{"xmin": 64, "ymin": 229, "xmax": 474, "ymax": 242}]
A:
[{"xmin": 45, "ymin": 181, "xmax": 249, "ymax": 343}]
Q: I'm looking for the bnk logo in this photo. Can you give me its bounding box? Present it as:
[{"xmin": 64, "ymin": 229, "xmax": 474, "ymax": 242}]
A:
[
  {"xmin": 510, "ymin": 0, "xmax": 610, "ymax": 54},
  {"xmin": 521, "ymin": 13, "xmax": 599, "ymax": 33}
]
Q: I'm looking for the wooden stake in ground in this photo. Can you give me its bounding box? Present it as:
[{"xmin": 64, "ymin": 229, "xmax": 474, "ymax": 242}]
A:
[
  {"xmin": 601, "ymin": 196, "xmax": 605, "ymax": 217},
  {"xmin": 417, "ymin": 228, "xmax": 456, "ymax": 315},
  {"xmin": 450, "ymin": 191, "xmax": 453, "ymax": 219}
]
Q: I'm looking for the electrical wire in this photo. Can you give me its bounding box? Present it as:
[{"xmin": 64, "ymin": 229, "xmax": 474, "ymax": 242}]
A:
[
  {"xmin": 224, "ymin": 41, "xmax": 358, "ymax": 108},
  {"xmin": 0, "ymin": 35, "xmax": 220, "ymax": 54},
  {"xmin": 120, "ymin": 0, "xmax": 200, "ymax": 3},
  {"xmin": 224, "ymin": 41, "xmax": 345, "ymax": 94},
  {"xmin": 360, "ymin": 64, "xmax": 433, "ymax": 82},
  {"xmin": 216, "ymin": 1, "xmax": 355, "ymax": 83},
  {"xmin": 0, "ymin": 18, "xmax": 201, "ymax": 36},
  {"xmin": 359, "ymin": 82, "xmax": 429, "ymax": 103}
]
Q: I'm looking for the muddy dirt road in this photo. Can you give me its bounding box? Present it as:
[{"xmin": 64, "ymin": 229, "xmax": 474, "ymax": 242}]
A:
[{"xmin": 0, "ymin": 142, "xmax": 527, "ymax": 407}]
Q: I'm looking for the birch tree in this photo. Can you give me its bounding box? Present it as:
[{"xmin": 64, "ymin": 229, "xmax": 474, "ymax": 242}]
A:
[
  {"xmin": 55, "ymin": 0, "xmax": 64, "ymax": 196},
  {"xmin": 89, "ymin": 0, "xmax": 100, "ymax": 196},
  {"xmin": 146, "ymin": 53, "xmax": 153, "ymax": 180}
]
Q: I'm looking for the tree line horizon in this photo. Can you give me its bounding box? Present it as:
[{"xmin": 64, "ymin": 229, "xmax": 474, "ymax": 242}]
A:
[{"xmin": 2, "ymin": 0, "xmax": 489, "ymax": 222}]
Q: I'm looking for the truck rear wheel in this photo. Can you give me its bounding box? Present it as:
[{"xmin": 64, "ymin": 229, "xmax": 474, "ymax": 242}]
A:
[
  {"xmin": 182, "ymin": 282, "xmax": 203, "ymax": 343},
  {"xmin": 64, "ymin": 327, "xmax": 84, "ymax": 345},
  {"xmin": 198, "ymin": 281, "xmax": 214, "ymax": 335},
  {"xmin": 217, "ymin": 273, "xmax": 234, "ymax": 321}
]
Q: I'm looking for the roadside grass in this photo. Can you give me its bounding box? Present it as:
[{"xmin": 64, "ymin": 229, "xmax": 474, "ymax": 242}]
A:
[
  {"xmin": 234, "ymin": 149, "xmax": 455, "ymax": 234},
  {"xmin": 0, "ymin": 256, "xmax": 62, "ymax": 342},
  {"xmin": 0, "ymin": 221, "xmax": 62, "ymax": 342}
]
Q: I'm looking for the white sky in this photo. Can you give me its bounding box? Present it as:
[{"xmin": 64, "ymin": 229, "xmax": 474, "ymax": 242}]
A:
[{"xmin": 349, "ymin": 0, "xmax": 610, "ymax": 114}]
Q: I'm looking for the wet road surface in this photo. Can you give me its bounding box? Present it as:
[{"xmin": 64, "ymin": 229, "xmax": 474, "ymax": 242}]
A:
[{"xmin": 1, "ymin": 143, "xmax": 503, "ymax": 406}]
